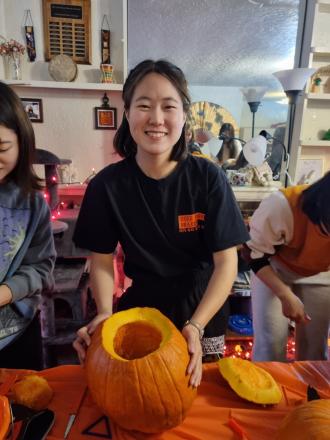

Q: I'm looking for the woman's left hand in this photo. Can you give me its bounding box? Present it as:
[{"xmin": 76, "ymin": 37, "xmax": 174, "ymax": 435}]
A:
[{"xmin": 182, "ymin": 325, "xmax": 203, "ymax": 388}]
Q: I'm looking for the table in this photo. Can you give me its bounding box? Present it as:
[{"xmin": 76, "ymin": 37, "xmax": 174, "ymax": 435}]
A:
[
  {"xmin": 58, "ymin": 184, "xmax": 87, "ymax": 206},
  {"xmin": 232, "ymin": 184, "xmax": 282, "ymax": 202},
  {"xmin": 1, "ymin": 361, "xmax": 329, "ymax": 440}
]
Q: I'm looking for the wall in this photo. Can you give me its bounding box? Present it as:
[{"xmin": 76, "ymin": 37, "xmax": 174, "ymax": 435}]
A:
[
  {"xmin": 0, "ymin": 0, "xmax": 125, "ymax": 182},
  {"xmin": 14, "ymin": 86, "xmax": 124, "ymax": 182}
]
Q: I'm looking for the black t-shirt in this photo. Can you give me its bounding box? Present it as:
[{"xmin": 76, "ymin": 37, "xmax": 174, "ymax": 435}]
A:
[{"xmin": 73, "ymin": 155, "xmax": 249, "ymax": 282}]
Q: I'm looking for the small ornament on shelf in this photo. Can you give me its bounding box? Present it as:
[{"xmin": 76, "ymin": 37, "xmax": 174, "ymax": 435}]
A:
[
  {"xmin": 101, "ymin": 14, "xmax": 111, "ymax": 64},
  {"xmin": 100, "ymin": 14, "xmax": 114, "ymax": 84},
  {"xmin": 322, "ymin": 128, "xmax": 330, "ymax": 141},
  {"xmin": 100, "ymin": 63, "xmax": 114, "ymax": 84},
  {"xmin": 24, "ymin": 10, "xmax": 36, "ymax": 62},
  {"xmin": 310, "ymin": 76, "xmax": 322, "ymax": 93},
  {"xmin": 101, "ymin": 92, "xmax": 110, "ymax": 108},
  {"xmin": 310, "ymin": 65, "xmax": 330, "ymax": 93}
]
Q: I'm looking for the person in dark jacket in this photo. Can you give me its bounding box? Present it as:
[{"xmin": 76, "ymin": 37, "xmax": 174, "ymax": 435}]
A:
[{"xmin": 0, "ymin": 82, "xmax": 56, "ymax": 369}]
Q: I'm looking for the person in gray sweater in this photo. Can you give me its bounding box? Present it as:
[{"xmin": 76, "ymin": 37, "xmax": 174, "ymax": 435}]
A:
[{"xmin": 0, "ymin": 82, "xmax": 56, "ymax": 369}]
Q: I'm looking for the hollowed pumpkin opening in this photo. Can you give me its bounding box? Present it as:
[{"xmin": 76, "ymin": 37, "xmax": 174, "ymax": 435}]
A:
[{"xmin": 114, "ymin": 321, "xmax": 162, "ymax": 360}]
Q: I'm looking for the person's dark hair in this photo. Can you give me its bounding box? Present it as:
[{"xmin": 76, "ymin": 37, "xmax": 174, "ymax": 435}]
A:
[
  {"xmin": 114, "ymin": 59, "xmax": 191, "ymax": 161},
  {"xmin": 301, "ymin": 171, "xmax": 330, "ymax": 234},
  {"xmin": 0, "ymin": 81, "xmax": 42, "ymax": 193},
  {"xmin": 217, "ymin": 122, "xmax": 236, "ymax": 162}
]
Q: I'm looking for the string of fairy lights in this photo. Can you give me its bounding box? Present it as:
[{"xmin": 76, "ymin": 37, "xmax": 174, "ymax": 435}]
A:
[{"xmin": 224, "ymin": 337, "xmax": 296, "ymax": 361}]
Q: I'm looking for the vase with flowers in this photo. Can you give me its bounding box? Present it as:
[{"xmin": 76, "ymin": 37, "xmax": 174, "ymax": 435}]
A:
[{"xmin": 0, "ymin": 36, "xmax": 25, "ymax": 80}]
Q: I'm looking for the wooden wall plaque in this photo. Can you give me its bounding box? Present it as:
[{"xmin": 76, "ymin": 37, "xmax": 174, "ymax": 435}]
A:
[{"xmin": 43, "ymin": 0, "xmax": 91, "ymax": 64}]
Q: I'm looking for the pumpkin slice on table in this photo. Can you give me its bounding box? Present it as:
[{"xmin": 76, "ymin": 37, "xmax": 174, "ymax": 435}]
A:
[
  {"xmin": 276, "ymin": 399, "xmax": 330, "ymax": 440},
  {"xmin": 11, "ymin": 375, "xmax": 53, "ymax": 411},
  {"xmin": 85, "ymin": 307, "xmax": 196, "ymax": 434},
  {"xmin": 218, "ymin": 357, "xmax": 282, "ymax": 404},
  {"xmin": 0, "ymin": 395, "xmax": 11, "ymax": 440}
]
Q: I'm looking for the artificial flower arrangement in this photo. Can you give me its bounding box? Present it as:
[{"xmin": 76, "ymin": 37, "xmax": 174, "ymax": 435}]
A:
[
  {"xmin": 0, "ymin": 36, "xmax": 25, "ymax": 80},
  {"xmin": 0, "ymin": 36, "xmax": 25, "ymax": 56}
]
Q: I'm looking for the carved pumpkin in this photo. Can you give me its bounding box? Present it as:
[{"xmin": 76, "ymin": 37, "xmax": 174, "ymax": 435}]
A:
[
  {"xmin": 276, "ymin": 399, "xmax": 330, "ymax": 440},
  {"xmin": 218, "ymin": 357, "xmax": 282, "ymax": 404},
  {"xmin": 85, "ymin": 307, "xmax": 196, "ymax": 433},
  {"xmin": 0, "ymin": 396, "xmax": 11, "ymax": 440}
]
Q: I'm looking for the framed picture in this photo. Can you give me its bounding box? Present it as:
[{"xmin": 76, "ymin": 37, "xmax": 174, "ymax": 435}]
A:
[
  {"xmin": 21, "ymin": 98, "xmax": 43, "ymax": 123},
  {"xmin": 94, "ymin": 107, "xmax": 117, "ymax": 130},
  {"xmin": 296, "ymin": 157, "xmax": 325, "ymax": 184}
]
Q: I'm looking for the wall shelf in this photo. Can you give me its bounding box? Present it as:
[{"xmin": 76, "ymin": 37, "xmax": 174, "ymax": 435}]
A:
[
  {"xmin": 311, "ymin": 46, "xmax": 330, "ymax": 55},
  {"xmin": 300, "ymin": 140, "xmax": 330, "ymax": 147},
  {"xmin": 306, "ymin": 92, "xmax": 330, "ymax": 99},
  {"xmin": 232, "ymin": 185, "xmax": 282, "ymax": 202},
  {"xmin": 4, "ymin": 79, "xmax": 123, "ymax": 91}
]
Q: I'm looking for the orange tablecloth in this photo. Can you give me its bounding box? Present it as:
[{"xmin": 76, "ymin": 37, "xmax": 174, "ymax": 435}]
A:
[{"xmin": 1, "ymin": 361, "xmax": 330, "ymax": 440}]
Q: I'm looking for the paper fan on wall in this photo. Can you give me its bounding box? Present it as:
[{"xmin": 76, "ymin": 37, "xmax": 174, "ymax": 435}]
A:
[{"xmin": 188, "ymin": 101, "xmax": 238, "ymax": 142}]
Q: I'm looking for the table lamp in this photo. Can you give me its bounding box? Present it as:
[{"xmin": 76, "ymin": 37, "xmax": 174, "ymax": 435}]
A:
[
  {"xmin": 272, "ymin": 68, "xmax": 316, "ymax": 186},
  {"xmin": 242, "ymin": 134, "xmax": 267, "ymax": 166},
  {"xmin": 241, "ymin": 87, "xmax": 268, "ymax": 137},
  {"xmin": 243, "ymin": 130, "xmax": 293, "ymax": 186}
]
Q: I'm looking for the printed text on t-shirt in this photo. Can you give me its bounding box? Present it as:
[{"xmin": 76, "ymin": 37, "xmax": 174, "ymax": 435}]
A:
[{"xmin": 178, "ymin": 213, "xmax": 205, "ymax": 232}]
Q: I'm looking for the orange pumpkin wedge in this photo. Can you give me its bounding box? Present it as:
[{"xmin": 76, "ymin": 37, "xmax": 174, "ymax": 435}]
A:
[
  {"xmin": 218, "ymin": 357, "xmax": 282, "ymax": 404},
  {"xmin": 12, "ymin": 375, "xmax": 53, "ymax": 411},
  {"xmin": 0, "ymin": 395, "xmax": 11, "ymax": 440},
  {"xmin": 85, "ymin": 307, "xmax": 196, "ymax": 433}
]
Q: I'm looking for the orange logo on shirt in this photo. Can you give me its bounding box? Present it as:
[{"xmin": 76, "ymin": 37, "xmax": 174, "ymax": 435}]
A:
[{"xmin": 178, "ymin": 212, "xmax": 205, "ymax": 232}]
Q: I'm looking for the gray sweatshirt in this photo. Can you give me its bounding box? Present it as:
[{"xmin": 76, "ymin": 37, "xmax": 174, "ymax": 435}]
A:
[{"xmin": 0, "ymin": 180, "xmax": 56, "ymax": 349}]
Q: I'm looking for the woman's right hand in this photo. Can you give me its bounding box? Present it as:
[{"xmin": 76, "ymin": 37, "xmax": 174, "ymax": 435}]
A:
[
  {"xmin": 280, "ymin": 291, "xmax": 311, "ymax": 324},
  {"xmin": 73, "ymin": 312, "xmax": 111, "ymax": 364}
]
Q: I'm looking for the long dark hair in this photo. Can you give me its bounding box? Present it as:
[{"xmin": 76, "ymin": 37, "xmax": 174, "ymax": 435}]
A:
[
  {"xmin": 0, "ymin": 82, "xmax": 42, "ymax": 193},
  {"xmin": 301, "ymin": 171, "xmax": 330, "ymax": 234},
  {"xmin": 113, "ymin": 59, "xmax": 191, "ymax": 161},
  {"xmin": 217, "ymin": 122, "xmax": 236, "ymax": 162}
]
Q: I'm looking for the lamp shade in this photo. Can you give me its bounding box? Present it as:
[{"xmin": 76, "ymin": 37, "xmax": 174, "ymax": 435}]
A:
[
  {"xmin": 243, "ymin": 135, "xmax": 267, "ymax": 166},
  {"xmin": 272, "ymin": 68, "xmax": 316, "ymax": 92},
  {"xmin": 241, "ymin": 87, "xmax": 268, "ymax": 103}
]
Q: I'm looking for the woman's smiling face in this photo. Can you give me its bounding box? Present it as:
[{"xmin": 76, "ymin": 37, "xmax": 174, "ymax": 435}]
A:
[{"xmin": 125, "ymin": 72, "xmax": 186, "ymax": 160}]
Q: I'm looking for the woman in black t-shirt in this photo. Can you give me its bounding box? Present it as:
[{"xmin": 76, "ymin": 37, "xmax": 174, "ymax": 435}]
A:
[{"xmin": 73, "ymin": 59, "xmax": 249, "ymax": 387}]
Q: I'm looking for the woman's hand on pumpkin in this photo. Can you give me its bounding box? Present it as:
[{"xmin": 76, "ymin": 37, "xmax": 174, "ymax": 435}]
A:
[
  {"xmin": 182, "ymin": 325, "xmax": 203, "ymax": 388},
  {"xmin": 73, "ymin": 312, "xmax": 111, "ymax": 364}
]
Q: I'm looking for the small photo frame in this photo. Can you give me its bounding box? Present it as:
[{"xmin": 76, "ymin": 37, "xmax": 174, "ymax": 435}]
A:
[
  {"xmin": 94, "ymin": 107, "xmax": 117, "ymax": 130},
  {"xmin": 21, "ymin": 98, "xmax": 43, "ymax": 123}
]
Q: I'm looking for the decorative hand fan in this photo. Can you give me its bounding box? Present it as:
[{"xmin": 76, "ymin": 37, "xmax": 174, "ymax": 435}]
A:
[{"xmin": 188, "ymin": 101, "xmax": 238, "ymax": 141}]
